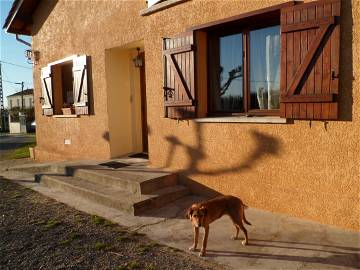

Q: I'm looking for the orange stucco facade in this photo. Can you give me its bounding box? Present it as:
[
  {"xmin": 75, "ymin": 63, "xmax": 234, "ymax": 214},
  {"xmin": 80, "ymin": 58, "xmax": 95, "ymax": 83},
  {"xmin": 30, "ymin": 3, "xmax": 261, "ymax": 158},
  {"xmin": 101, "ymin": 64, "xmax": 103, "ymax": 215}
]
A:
[{"xmin": 29, "ymin": 0, "xmax": 359, "ymax": 231}]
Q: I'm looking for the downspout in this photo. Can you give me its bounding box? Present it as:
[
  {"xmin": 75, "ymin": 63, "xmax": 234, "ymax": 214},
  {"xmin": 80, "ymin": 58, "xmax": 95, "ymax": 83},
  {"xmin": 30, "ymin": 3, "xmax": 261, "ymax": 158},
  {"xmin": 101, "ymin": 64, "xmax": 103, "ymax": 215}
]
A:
[{"xmin": 16, "ymin": 34, "xmax": 31, "ymax": 47}]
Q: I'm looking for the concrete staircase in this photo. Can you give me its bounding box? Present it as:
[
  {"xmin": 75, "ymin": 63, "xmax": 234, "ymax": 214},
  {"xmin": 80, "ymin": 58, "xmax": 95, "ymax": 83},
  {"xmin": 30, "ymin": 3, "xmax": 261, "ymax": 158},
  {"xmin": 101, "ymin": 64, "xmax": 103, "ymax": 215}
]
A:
[{"xmin": 35, "ymin": 160, "xmax": 190, "ymax": 215}]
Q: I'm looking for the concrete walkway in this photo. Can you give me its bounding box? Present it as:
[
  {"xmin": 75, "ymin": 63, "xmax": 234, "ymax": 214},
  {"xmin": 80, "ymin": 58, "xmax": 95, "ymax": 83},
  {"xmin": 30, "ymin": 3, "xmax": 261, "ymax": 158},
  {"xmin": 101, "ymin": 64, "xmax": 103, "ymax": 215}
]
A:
[{"xmin": 1, "ymin": 161, "xmax": 359, "ymax": 270}]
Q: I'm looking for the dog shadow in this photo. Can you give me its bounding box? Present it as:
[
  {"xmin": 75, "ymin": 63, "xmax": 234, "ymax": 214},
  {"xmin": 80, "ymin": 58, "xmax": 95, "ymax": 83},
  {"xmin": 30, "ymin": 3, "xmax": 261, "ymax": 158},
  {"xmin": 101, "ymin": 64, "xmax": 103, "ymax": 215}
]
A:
[{"xmin": 205, "ymin": 239, "xmax": 360, "ymax": 269}]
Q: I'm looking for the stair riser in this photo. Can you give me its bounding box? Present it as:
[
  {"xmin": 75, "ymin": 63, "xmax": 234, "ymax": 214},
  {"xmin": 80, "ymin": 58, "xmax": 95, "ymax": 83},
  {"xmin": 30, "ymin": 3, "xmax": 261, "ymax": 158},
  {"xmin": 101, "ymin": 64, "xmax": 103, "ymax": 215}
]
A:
[
  {"xmin": 71, "ymin": 169, "xmax": 140, "ymax": 194},
  {"xmin": 134, "ymin": 188, "xmax": 190, "ymax": 215},
  {"xmin": 69, "ymin": 168, "xmax": 178, "ymax": 195},
  {"xmin": 40, "ymin": 176, "xmax": 135, "ymax": 214},
  {"xmin": 140, "ymin": 174, "xmax": 178, "ymax": 194}
]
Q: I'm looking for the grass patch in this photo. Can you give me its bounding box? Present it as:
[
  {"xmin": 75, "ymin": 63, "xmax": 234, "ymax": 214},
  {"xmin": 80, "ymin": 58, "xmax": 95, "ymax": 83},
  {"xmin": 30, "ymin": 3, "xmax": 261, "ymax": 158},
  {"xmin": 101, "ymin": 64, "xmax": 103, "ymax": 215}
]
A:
[
  {"xmin": 145, "ymin": 263, "xmax": 156, "ymax": 270},
  {"xmin": 35, "ymin": 220, "xmax": 46, "ymax": 225},
  {"xmin": 94, "ymin": 242, "xmax": 109, "ymax": 251},
  {"xmin": 137, "ymin": 244, "xmax": 151, "ymax": 253},
  {"xmin": 10, "ymin": 193, "xmax": 22, "ymax": 199},
  {"xmin": 115, "ymin": 260, "xmax": 140, "ymax": 270},
  {"xmin": 127, "ymin": 260, "xmax": 140, "ymax": 270},
  {"xmin": 91, "ymin": 215, "xmax": 105, "ymax": 225},
  {"xmin": 117, "ymin": 235, "xmax": 130, "ymax": 242},
  {"xmin": 8, "ymin": 141, "xmax": 36, "ymax": 160},
  {"xmin": 59, "ymin": 233, "xmax": 80, "ymax": 245},
  {"xmin": 45, "ymin": 219, "xmax": 61, "ymax": 229}
]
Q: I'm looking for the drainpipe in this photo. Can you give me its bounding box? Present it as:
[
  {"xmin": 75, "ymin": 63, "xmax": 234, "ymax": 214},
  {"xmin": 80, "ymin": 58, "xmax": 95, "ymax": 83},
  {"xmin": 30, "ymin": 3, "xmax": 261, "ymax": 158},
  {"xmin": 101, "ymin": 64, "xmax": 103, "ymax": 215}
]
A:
[{"xmin": 16, "ymin": 34, "xmax": 31, "ymax": 47}]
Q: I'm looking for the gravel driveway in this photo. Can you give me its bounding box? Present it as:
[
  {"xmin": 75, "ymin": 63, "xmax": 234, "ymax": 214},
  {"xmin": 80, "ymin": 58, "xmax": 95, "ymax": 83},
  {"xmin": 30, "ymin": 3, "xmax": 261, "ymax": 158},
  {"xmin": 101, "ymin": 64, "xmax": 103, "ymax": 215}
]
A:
[{"xmin": 0, "ymin": 178, "xmax": 222, "ymax": 270}]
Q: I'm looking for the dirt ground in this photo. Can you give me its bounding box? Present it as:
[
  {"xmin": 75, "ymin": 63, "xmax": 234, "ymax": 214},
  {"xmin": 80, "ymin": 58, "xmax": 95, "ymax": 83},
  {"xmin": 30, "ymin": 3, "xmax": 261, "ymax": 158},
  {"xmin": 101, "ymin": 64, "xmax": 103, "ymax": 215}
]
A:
[{"xmin": 0, "ymin": 177, "xmax": 223, "ymax": 270}]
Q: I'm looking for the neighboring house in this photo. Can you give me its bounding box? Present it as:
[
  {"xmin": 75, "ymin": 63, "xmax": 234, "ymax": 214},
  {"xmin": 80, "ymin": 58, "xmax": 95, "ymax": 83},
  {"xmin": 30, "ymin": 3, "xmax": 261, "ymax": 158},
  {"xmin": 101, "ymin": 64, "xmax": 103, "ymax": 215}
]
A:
[
  {"xmin": 3, "ymin": 0, "xmax": 359, "ymax": 231},
  {"xmin": 7, "ymin": 88, "xmax": 34, "ymax": 109},
  {"xmin": 7, "ymin": 89, "xmax": 34, "ymax": 133}
]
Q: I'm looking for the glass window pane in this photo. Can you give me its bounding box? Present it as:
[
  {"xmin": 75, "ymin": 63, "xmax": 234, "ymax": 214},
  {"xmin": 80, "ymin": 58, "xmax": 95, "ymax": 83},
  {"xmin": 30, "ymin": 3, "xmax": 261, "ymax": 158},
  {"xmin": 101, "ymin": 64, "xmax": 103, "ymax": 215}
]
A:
[
  {"xmin": 250, "ymin": 25, "xmax": 280, "ymax": 110},
  {"xmin": 211, "ymin": 33, "xmax": 243, "ymax": 112}
]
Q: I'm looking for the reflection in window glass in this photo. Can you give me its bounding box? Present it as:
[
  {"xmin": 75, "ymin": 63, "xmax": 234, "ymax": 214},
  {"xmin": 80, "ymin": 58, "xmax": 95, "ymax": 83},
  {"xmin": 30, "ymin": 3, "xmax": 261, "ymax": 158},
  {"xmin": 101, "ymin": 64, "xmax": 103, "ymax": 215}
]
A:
[
  {"xmin": 211, "ymin": 33, "xmax": 243, "ymax": 112},
  {"xmin": 250, "ymin": 26, "xmax": 280, "ymax": 110}
]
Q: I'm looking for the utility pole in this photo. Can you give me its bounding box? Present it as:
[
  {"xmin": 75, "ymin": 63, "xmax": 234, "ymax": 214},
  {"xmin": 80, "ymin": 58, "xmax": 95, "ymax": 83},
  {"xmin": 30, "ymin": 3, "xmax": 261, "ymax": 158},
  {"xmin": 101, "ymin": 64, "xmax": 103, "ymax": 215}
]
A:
[
  {"xmin": 15, "ymin": 81, "xmax": 24, "ymax": 111},
  {"xmin": 0, "ymin": 63, "xmax": 5, "ymax": 131}
]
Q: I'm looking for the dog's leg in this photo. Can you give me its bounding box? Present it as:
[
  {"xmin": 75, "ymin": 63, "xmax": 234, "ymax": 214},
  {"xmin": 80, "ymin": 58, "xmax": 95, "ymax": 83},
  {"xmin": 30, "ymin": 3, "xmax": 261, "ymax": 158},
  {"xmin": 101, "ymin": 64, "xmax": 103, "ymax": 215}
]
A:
[
  {"xmin": 238, "ymin": 221, "xmax": 248, "ymax": 246},
  {"xmin": 230, "ymin": 222, "xmax": 240, "ymax": 240},
  {"xmin": 199, "ymin": 226, "xmax": 209, "ymax": 257},
  {"xmin": 189, "ymin": 226, "xmax": 199, "ymax": 251},
  {"xmin": 230, "ymin": 210, "xmax": 249, "ymax": 246}
]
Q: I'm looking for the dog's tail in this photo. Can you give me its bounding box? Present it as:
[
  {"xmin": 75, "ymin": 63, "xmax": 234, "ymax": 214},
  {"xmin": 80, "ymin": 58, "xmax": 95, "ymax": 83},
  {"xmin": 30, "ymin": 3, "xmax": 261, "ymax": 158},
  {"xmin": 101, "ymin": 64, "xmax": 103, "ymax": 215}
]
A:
[{"xmin": 242, "ymin": 204, "xmax": 252, "ymax": 226}]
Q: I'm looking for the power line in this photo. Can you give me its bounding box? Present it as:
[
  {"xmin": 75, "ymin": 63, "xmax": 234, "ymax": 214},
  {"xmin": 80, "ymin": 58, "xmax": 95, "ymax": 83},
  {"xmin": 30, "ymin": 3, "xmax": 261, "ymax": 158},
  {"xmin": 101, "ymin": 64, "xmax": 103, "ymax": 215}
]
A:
[
  {"xmin": 0, "ymin": 60, "xmax": 32, "ymax": 70},
  {"xmin": 3, "ymin": 79, "xmax": 32, "ymax": 85}
]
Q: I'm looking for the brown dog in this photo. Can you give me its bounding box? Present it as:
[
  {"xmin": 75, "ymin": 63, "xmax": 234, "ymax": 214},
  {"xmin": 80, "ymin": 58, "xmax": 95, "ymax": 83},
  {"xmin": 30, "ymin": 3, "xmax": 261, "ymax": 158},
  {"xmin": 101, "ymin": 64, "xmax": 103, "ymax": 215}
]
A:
[{"xmin": 185, "ymin": 195, "xmax": 251, "ymax": 257}]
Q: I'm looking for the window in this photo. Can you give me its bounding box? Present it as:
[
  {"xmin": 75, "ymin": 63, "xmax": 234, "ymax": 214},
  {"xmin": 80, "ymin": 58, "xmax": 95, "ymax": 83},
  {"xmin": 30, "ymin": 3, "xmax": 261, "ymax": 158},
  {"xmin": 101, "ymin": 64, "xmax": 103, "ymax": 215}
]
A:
[
  {"xmin": 163, "ymin": 0, "xmax": 341, "ymax": 120},
  {"xmin": 51, "ymin": 61, "xmax": 74, "ymax": 114},
  {"xmin": 16, "ymin": 99, "xmax": 20, "ymax": 107},
  {"xmin": 9, "ymin": 100, "xmax": 13, "ymax": 108},
  {"xmin": 40, "ymin": 55, "xmax": 89, "ymax": 116},
  {"xmin": 29, "ymin": 98, "xmax": 33, "ymax": 107},
  {"xmin": 209, "ymin": 24, "xmax": 280, "ymax": 116}
]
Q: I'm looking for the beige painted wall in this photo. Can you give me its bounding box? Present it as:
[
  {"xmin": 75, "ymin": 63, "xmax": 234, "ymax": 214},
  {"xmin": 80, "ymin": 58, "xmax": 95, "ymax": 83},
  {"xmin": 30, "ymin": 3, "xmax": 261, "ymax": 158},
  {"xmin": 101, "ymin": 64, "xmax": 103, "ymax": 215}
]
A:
[
  {"xmin": 31, "ymin": 0, "xmax": 359, "ymax": 230},
  {"xmin": 105, "ymin": 48, "xmax": 143, "ymax": 157}
]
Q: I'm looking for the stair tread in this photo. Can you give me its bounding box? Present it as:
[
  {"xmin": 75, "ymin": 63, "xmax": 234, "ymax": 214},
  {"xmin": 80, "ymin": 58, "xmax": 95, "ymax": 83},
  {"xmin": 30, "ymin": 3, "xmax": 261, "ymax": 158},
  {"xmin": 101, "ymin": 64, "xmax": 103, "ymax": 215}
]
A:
[
  {"xmin": 74, "ymin": 167, "xmax": 172, "ymax": 183},
  {"xmin": 42, "ymin": 174, "xmax": 188, "ymax": 204}
]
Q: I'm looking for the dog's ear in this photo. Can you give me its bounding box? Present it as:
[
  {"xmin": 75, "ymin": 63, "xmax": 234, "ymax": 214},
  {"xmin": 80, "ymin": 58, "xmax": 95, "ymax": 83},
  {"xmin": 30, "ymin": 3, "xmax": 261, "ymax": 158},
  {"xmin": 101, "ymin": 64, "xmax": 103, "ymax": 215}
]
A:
[
  {"xmin": 185, "ymin": 207, "xmax": 194, "ymax": 219},
  {"xmin": 199, "ymin": 206, "xmax": 208, "ymax": 216}
]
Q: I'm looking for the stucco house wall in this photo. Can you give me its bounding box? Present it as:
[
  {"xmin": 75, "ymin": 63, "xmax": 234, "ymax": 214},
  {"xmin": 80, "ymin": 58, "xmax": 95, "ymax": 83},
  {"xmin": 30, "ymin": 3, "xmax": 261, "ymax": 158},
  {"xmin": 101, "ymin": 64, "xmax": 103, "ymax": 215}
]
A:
[{"xmin": 30, "ymin": 0, "xmax": 359, "ymax": 231}]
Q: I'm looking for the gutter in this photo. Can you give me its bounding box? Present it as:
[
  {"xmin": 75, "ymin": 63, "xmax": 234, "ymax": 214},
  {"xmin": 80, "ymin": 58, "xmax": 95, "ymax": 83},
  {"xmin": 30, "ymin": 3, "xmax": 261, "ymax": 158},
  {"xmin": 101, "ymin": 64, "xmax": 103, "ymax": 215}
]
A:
[{"xmin": 16, "ymin": 34, "xmax": 31, "ymax": 47}]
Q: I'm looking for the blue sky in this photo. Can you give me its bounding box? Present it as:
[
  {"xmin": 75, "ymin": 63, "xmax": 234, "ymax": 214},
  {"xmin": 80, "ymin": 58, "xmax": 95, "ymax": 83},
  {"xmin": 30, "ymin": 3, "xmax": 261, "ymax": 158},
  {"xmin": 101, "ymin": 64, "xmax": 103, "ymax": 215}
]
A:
[{"xmin": 1, "ymin": 0, "xmax": 33, "ymax": 108}]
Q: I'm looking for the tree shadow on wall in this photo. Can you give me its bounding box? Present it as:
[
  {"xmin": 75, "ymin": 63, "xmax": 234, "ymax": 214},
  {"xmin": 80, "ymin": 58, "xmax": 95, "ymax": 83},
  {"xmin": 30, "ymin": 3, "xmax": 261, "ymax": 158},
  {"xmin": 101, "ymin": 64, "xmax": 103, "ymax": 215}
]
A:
[{"xmin": 163, "ymin": 116, "xmax": 282, "ymax": 197}]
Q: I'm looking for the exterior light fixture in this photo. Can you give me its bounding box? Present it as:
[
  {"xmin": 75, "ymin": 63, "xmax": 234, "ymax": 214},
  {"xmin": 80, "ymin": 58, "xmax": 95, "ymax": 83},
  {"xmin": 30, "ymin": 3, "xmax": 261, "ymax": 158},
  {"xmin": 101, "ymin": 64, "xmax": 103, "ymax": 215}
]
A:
[
  {"xmin": 25, "ymin": 49, "xmax": 40, "ymax": 65},
  {"xmin": 133, "ymin": 47, "xmax": 143, "ymax": 68}
]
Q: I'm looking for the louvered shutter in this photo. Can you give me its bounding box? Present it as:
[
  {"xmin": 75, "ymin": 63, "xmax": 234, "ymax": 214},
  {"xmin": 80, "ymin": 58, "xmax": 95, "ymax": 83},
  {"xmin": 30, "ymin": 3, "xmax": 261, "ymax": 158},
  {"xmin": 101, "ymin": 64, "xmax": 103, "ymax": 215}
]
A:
[
  {"xmin": 72, "ymin": 55, "xmax": 89, "ymax": 115},
  {"xmin": 280, "ymin": 0, "xmax": 340, "ymax": 120},
  {"xmin": 163, "ymin": 32, "xmax": 196, "ymax": 119},
  {"xmin": 40, "ymin": 66, "xmax": 53, "ymax": 116}
]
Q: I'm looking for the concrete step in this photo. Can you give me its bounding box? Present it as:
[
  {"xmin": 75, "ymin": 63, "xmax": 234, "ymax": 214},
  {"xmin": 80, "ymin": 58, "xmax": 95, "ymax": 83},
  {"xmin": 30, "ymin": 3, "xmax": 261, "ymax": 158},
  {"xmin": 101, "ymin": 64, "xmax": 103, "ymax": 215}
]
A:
[
  {"xmin": 64, "ymin": 166, "xmax": 178, "ymax": 195},
  {"xmin": 37, "ymin": 174, "xmax": 190, "ymax": 215}
]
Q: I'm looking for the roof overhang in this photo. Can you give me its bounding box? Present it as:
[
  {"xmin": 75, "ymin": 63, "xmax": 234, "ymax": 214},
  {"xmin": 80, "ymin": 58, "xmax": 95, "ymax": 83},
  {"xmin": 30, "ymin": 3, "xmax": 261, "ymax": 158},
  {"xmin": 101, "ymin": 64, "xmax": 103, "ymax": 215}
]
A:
[{"xmin": 3, "ymin": 0, "xmax": 40, "ymax": 35}]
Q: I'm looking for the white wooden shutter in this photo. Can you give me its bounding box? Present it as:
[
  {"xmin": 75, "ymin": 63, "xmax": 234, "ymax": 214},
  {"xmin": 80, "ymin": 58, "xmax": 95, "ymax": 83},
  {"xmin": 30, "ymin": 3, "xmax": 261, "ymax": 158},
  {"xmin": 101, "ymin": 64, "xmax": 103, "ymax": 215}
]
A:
[
  {"xmin": 40, "ymin": 66, "xmax": 53, "ymax": 116},
  {"xmin": 72, "ymin": 55, "xmax": 89, "ymax": 115}
]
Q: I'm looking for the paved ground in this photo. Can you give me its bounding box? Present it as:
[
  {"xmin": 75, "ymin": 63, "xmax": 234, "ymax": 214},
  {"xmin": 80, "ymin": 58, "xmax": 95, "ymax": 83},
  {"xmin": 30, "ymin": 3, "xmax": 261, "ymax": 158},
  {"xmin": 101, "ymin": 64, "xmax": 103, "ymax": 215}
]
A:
[
  {"xmin": 0, "ymin": 133, "xmax": 35, "ymax": 159},
  {"xmin": 1, "ymin": 160, "xmax": 359, "ymax": 270}
]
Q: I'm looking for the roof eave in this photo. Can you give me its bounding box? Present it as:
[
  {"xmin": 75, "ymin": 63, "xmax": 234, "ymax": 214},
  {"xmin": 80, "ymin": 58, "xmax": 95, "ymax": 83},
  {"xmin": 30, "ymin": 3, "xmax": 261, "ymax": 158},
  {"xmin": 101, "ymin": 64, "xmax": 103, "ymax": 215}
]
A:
[{"xmin": 3, "ymin": 0, "xmax": 40, "ymax": 36}]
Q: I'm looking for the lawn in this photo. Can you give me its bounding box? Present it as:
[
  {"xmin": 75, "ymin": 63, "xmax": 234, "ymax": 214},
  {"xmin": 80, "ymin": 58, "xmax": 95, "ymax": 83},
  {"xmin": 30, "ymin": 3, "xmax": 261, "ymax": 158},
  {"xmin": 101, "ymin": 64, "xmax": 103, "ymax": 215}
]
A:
[
  {"xmin": 8, "ymin": 141, "xmax": 36, "ymax": 159},
  {"xmin": 0, "ymin": 134, "xmax": 36, "ymax": 160}
]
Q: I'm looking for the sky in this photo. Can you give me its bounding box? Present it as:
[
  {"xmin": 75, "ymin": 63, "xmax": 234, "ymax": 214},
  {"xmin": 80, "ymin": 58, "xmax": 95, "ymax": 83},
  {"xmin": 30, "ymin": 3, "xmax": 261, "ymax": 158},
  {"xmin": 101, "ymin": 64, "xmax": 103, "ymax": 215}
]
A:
[{"xmin": 0, "ymin": 0, "xmax": 34, "ymax": 108}]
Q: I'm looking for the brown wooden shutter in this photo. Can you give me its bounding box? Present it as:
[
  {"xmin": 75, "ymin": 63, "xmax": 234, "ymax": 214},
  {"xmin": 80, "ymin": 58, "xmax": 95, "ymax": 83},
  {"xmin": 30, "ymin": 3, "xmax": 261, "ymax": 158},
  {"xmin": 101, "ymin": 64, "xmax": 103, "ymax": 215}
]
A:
[
  {"xmin": 40, "ymin": 66, "xmax": 54, "ymax": 116},
  {"xmin": 280, "ymin": 0, "xmax": 340, "ymax": 120},
  {"xmin": 163, "ymin": 31, "xmax": 196, "ymax": 119},
  {"xmin": 72, "ymin": 55, "xmax": 89, "ymax": 115}
]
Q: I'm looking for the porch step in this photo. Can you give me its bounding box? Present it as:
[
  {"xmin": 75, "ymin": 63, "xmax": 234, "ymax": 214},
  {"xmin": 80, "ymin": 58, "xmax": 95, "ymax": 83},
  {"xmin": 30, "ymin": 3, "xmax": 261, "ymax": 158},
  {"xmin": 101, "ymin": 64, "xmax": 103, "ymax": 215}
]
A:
[
  {"xmin": 66, "ymin": 167, "xmax": 177, "ymax": 195},
  {"xmin": 38, "ymin": 174, "xmax": 190, "ymax": 215}
]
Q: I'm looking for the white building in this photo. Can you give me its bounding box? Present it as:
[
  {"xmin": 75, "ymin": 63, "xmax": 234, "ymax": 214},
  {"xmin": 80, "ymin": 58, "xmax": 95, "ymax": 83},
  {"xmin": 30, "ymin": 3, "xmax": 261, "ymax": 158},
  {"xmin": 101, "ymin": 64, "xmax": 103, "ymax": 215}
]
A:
[
  {"xmin": 7, "ymin": 88, "xmax": 34, "ymax": 109},
  {"xmin": 7, "ymin": 89, "xmax": 34, "ymax": 133}
]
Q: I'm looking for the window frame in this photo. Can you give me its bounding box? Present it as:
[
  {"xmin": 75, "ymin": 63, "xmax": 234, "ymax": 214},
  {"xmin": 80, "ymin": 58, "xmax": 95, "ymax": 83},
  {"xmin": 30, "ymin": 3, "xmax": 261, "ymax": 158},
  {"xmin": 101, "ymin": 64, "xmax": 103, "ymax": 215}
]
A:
[{"xmin": 207, "ymin": 18, "xmax": 281, "ymax": 117}]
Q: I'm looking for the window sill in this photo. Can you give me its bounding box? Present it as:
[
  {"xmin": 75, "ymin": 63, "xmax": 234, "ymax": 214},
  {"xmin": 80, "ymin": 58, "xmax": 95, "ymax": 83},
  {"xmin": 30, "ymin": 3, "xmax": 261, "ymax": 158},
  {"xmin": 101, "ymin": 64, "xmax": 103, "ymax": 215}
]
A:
[
  {"xmin": 53, "ymin": 115, "xmax": 79, "ymax": 118},
  {"xmin": 140, "ymin": 0, "xmax": 190, "ymax": 16},
  {"xmin": 193, "ymin": 116, "xmax": 288, "ymax": 124}
]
